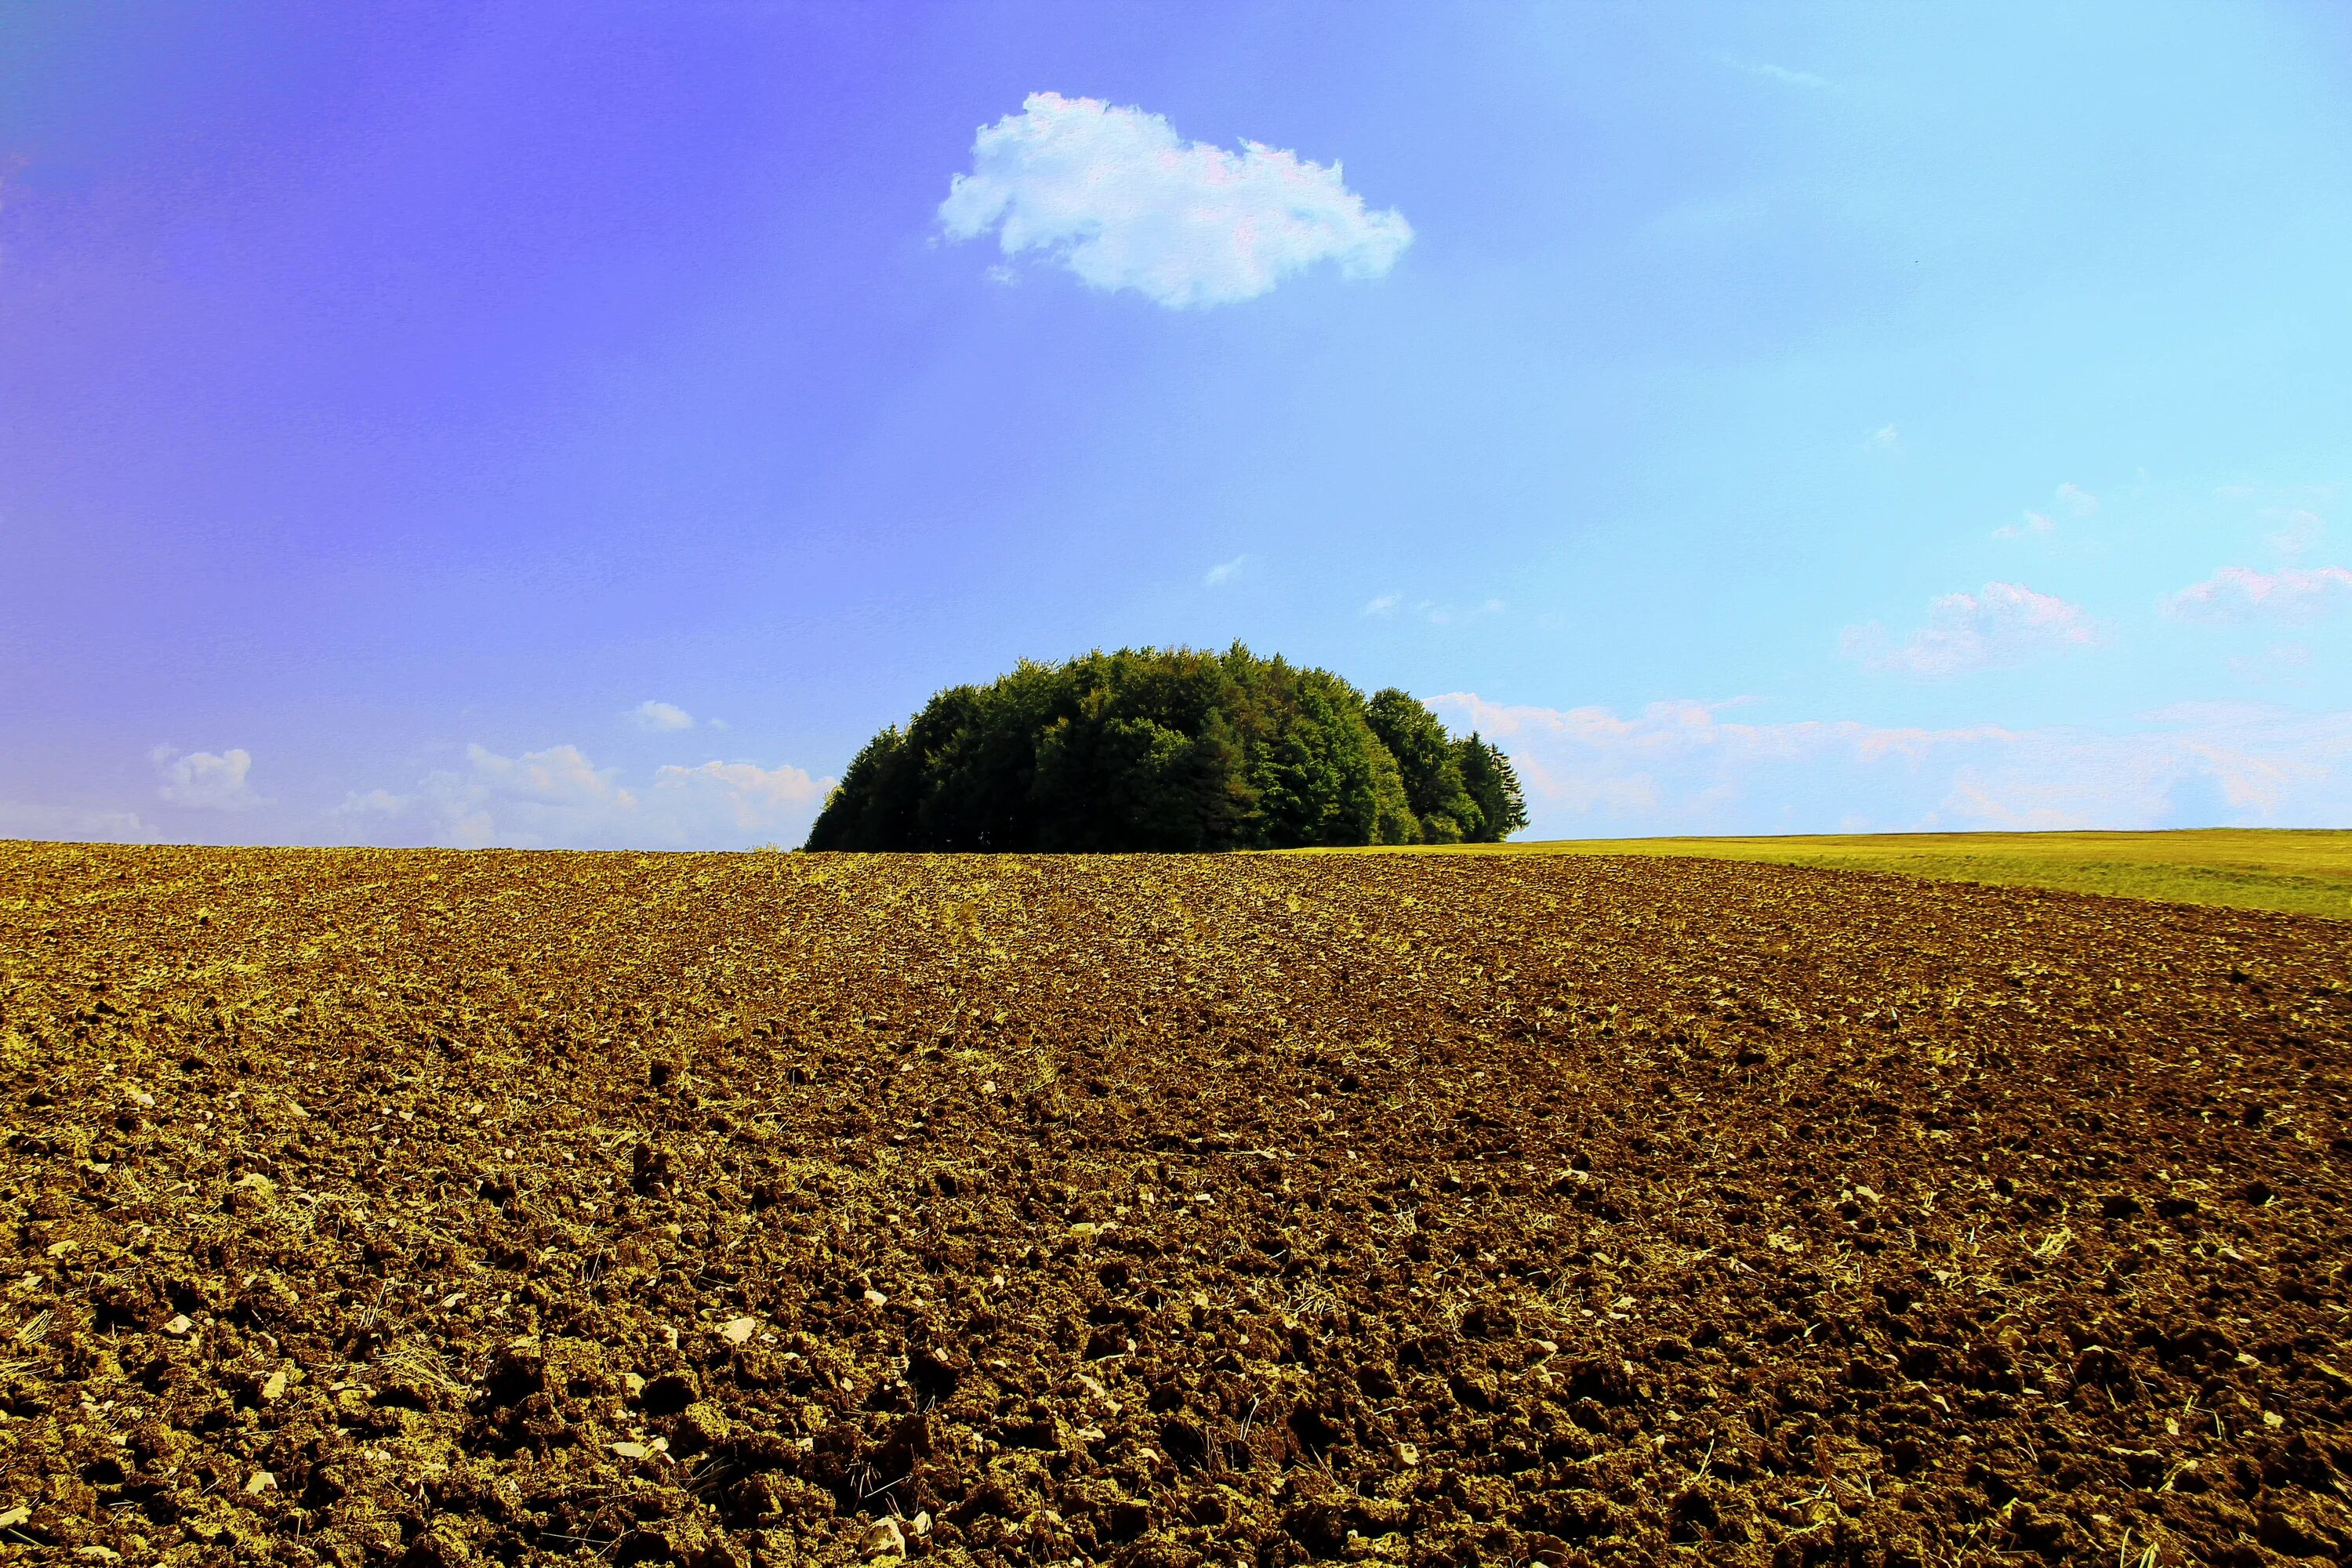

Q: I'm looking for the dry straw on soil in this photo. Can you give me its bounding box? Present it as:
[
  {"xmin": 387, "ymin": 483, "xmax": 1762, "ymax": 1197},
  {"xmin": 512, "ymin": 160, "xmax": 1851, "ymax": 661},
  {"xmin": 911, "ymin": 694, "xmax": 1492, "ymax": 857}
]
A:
[{"xmin": 2, "ymin": 843, "xmax": 2348, "ymax": 1567}]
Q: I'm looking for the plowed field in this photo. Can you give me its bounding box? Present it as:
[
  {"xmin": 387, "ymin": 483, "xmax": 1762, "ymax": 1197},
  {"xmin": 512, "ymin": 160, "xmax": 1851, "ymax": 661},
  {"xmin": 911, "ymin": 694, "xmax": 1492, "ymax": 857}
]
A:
[{"xmin": 3, "ymin": 844, "xmax": 2349, "ymax": 1568}]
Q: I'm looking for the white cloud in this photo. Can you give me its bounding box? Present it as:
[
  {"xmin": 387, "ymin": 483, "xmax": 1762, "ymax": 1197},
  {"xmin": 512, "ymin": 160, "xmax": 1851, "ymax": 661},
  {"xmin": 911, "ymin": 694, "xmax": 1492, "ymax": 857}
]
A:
[
  {"xmin": 151, "ymin": 746, "xmax": 265, "ymax": 811},
  {"xmin": 333, "ymin": 788, "xmax": 412, "ymax": 817},
  {"xmin": 433, "ymin": 743, "xmax": 629, "ymax": 848},
  {"xmin": 1864, "ymin": 424, "xmax": 1900, "ymax": 451},
  {"xmin": 1842, "ymin": 582, "xmax": 2101, "ymax": 677},
  {"xmin": 2269, "ymin": 509, "xmax": 2325, "ymax": 557},
  {"xmin": 631, "ymin": 699, "xmax": 695, "ymax": 731},
  {"xmin": 1430, "ymin": 692, "xmax": 2352, "ymax": 837},
  {"xmin": 2165, "ymin": 565, "xmax": 2352, "ymax": 623},
  {"xmin": 1726, "ymin": 58, "xmax": 1829, "ymax": 89},
  {"xmin": 1203, "ymin": 554, "xmax": 1252, "ymax": 587},
  {"xmin": 1993, "ymin": 484, "xmax": 2096, "ymax": 539},
  {"xmin": 1364, "ymin": 597, "xmax": 1506, "ymax": 627},
  {"xmin": 341, "ymin": 742, "xmax": 832, "ymax": 850},
  {"xmin": 2227, "ymin": 643, "xmax": 2316, "ymax": 685},
  {"xmin": 0, "ymin": 799, "xmax": 151, "ymax": 843},
  {"xmin": 2054, "ymin": 481, "xmax": 2099, "ymax": 517},
  {"xmin": 649, "ymin": 760, "xmax": 829, "ymax": 835},
  {"xmin": 938, "ymin": 91, "xmax": 1412, "ymax": 308}
]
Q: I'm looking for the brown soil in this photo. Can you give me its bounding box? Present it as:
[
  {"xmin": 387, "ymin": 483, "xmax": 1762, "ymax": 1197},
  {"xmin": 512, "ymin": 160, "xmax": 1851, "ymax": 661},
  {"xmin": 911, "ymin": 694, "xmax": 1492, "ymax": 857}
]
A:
[{"xmin": 2, "ymin": 844, "xmax": 2349, "ymax": 1568}]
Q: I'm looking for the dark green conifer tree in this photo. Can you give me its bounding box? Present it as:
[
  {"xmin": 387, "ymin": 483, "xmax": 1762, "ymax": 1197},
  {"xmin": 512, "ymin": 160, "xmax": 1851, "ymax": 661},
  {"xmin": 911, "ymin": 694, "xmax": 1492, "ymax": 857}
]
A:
[
  {"xmin": 1454, "ymin": 733, "xmax": 1530, "ymax": 844},
  {"xmin": 1365, "ymin": 688, "xmax": 1483, "ymax": 843}
]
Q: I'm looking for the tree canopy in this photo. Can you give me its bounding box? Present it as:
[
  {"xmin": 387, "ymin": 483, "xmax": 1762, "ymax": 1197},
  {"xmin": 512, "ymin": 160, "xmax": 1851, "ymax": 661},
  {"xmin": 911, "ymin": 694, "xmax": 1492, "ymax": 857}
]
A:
[{"xmin": 805, "ymin": 644, "xmax": 1528, "ymax": 852}]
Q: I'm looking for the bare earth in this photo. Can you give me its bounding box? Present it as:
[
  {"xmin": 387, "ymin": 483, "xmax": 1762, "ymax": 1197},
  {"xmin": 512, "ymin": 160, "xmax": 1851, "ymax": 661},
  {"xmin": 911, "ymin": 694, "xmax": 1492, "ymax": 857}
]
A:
[{"xmin": 2, "ymin": 844, "xmax": 2348, "ymax": 1567}]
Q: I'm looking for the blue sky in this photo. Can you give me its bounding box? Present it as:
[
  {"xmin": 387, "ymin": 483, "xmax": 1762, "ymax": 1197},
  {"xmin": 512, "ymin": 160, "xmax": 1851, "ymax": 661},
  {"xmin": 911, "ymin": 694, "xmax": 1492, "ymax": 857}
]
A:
[{"xmin": 4, "ymin": 2, "xmax": 2350, "ymax": 846}]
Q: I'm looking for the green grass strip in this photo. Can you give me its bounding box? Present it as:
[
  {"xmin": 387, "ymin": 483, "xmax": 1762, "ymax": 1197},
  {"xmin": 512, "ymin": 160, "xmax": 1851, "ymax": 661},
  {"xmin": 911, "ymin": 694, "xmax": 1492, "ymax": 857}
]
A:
[{"xmin": 1305, "ymin": 828, "xmax": 2352, "ymax": 921}]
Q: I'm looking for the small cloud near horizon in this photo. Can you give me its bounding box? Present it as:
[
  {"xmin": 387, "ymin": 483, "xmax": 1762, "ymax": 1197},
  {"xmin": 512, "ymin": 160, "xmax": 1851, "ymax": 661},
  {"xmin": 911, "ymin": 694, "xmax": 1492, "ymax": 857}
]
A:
[
  {"xmin": 2165, "ymin": 564, "xmax": 2352, "ymax": 623},
  {"xmin": 631, "ymin": 700, "xmax": 695, "ymax": 731},
  {"xmin": 1993, "ymin": 482, "xmax": 2096, "ymax": 540},
  {"xmin": 335, "ymin": 788, "xmax": 411, "ymax": 817},
  {"xmin": 1428, "ymin": 692, "xmax": 2352, "ymax": 836},
  {"xmin": 2269, "ymin": 509, "xmax": 2325, "ymax": 557},
  {"xmin": 1842, "ymin": 582, "xmax": 2101, "ymax": 677},
  {"xmin": 152, "ymin": 745, "xmax": 266, "ymax": 811},
  {"xmin": 2227, "ymin": 643, "xmax": 2316, "ymax": 686},
  {"xmin": 1203, "ymin": 554, "xmax": 1253, "ymax": 587},
  {"xmin": 340, "ymin": 742, "xmax": 832, "ymax": 849},
  {"xmin": 2055, "ymin": 482, "xmax": 2099, "ymax": 517},
  {"xmin": 1725, "ymin": 58, "xmax": 1829, "ymax": 89},
  {"xmin": 0, "ymin": 797, "xmax": 151, "ymax": 842}
]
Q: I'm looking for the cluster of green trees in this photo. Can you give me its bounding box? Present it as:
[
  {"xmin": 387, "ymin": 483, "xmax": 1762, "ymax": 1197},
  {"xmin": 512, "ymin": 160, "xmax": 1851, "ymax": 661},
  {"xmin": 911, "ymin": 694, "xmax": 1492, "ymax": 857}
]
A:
[{"xmin": 805, "ymin": 645, "xmax": 1527, "ymax": 852}]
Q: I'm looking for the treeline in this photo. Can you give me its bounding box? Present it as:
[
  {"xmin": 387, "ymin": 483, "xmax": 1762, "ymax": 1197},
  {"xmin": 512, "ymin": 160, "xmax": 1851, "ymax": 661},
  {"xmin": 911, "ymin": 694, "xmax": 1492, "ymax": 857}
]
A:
[{"xmin": 805, "ymin": 645, "xmax": 1527, "ymax": 852}]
